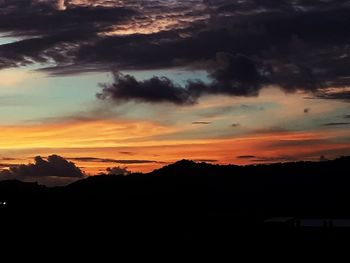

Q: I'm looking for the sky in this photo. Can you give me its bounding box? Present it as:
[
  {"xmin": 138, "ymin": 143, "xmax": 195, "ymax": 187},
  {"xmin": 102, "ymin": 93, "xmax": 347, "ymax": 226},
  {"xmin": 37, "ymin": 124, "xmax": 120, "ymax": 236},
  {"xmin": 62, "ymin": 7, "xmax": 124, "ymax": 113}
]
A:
[{"xmin": 1, "ymin": 0, "xmax": 350, "ymax": 185}]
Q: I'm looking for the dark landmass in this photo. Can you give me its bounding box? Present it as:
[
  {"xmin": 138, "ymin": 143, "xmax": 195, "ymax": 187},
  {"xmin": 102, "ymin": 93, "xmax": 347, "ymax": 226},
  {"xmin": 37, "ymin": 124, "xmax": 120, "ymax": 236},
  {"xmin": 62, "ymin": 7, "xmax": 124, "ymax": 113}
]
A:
[{"xmin": 1, "ymin": 157, "xmax": 350, "ymax": 251}]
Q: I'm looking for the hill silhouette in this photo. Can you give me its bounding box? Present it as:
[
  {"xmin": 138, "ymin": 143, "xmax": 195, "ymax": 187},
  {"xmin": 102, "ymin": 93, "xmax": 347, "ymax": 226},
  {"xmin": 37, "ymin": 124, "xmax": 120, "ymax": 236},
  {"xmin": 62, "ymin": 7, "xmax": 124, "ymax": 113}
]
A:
[
  {"xmin": 1, "ymin": 157, "xmax": 350, "ymax": 247},
  {"xmin": 1, "ymin": 157, "xmax": 350, "ymax": 215}
]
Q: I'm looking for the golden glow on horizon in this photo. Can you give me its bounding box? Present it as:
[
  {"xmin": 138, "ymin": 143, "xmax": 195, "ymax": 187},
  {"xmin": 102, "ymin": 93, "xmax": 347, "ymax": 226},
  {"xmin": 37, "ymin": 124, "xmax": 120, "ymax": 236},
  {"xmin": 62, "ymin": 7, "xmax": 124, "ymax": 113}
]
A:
[
  {"xmin": 0, "ymin": 120, "xmax": 180, "ymax": 149},
  {"xmin": 1, "ymin": 123, "xmax": 350, "ymax": 175}
]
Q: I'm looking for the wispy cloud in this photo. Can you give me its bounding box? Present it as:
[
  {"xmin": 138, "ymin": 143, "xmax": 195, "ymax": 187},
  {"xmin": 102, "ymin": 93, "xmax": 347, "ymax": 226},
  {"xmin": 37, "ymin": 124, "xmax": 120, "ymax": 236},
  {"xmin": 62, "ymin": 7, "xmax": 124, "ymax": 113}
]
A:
[
  {"xmin": 68, "ymin": 157, "xmax": 159, "ymax": 164},
  {"xmin": 321, "ymin": 122, "xmax": 350, "ymax": 126},
  {"xmin": 192, "ymin": 121, "xmax": 212, "ymax": 125}
]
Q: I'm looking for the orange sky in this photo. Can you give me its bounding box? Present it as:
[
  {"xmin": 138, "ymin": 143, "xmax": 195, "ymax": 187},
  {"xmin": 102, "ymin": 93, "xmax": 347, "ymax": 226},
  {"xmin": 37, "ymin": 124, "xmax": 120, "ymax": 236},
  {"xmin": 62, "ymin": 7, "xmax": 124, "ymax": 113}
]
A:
[
  {"xmin": 1, "ymin": 118, "xmax": 350, "ymax": 174},
  {"xmin": 1, "ymin": 84, "xmax": 350, "ymax": 175}
]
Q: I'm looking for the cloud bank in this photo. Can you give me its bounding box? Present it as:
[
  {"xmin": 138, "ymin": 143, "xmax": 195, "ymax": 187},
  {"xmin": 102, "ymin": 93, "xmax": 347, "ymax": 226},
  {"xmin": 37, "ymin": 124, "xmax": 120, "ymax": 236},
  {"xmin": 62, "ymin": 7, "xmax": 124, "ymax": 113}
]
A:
[
  {"xmin": 2, "ymin": 1, "xmax": 350, "ymax": 101},
  {"xmin": 0, "ymin": 155, "xmax": 84, "ymax": 179}
]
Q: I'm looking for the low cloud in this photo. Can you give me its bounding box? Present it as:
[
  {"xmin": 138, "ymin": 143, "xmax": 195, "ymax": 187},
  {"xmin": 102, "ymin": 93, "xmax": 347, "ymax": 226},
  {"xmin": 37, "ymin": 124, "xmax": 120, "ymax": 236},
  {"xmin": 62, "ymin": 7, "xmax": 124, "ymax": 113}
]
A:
[
  {"xmin": 315, "ymin": 89, "xmax": 350, "ymax": 101},
  {"xmin": 192, "ymin": 121, "xmax": 212, "ymax": 125},
  {"xmin": 251, "ymin": 156, "xmax": 297, "ymax": 163},
  {"xmin": 192, "ymin": 159, "xmax": 218, "ymax": 163},
  {"xmin": 321, "ymin": 122, "xmax": 350, "ymax": 126},
  {"xmin": 0, "ymin": 155, "xmax": 85, "ymax": 186},
  {"xmin": 237, "ymin": 154, "xmax": 297, "ymax": 163},
  {"xmin": 106, "ymin": 166, "xmax": 131, "ymax": 176},
  {"xmin": 68, "ymin": 157, "xmax": 158, "ymax": 164},
  {"xmin": 0, "ymin": 155, "xmax": 84, "ymax": 178}
]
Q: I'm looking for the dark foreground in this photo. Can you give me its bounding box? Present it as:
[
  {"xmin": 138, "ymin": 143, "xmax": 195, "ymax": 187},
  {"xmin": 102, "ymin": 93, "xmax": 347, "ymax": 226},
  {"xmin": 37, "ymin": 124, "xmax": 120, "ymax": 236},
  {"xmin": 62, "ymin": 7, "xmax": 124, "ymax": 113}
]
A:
[{"xmin": 1, "ymin": 158, "xmax": 350, "ymax": 254}]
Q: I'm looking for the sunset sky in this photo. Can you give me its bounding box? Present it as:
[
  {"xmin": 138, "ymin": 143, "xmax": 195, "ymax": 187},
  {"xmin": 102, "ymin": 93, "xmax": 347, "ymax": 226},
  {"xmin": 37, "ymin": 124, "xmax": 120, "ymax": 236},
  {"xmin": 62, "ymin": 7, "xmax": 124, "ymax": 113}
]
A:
[{"xmin": 1, "ymin": 0, "xmax": 350, "ymax": 183}]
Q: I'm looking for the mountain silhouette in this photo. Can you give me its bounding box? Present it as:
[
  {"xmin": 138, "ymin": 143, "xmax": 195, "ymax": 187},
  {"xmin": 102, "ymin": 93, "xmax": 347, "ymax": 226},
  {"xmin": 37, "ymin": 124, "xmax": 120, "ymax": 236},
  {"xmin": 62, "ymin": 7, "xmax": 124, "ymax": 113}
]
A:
[
  {"xmin": 1, "ymin": 157, "xmax": 350, "ymax": 214},
  {"xmin": 2, "ymin": 157, "xmax": 350, "ymax": 247}
]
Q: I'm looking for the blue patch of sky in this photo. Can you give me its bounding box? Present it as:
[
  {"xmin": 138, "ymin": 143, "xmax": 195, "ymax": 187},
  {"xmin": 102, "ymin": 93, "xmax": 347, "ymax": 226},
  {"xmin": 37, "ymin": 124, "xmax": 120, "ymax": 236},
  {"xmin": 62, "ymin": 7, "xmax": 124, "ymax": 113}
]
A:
[
  {"xmin": 0, "ymin": 67, "xmax": 207, "ymax": 124},
  {"xmin": 0, "ymin": 69, "xmax": 110, "ymax": 123},
  {"xmin": 0, "ymin": 34, "xmax": 22, "ymax": 45}
]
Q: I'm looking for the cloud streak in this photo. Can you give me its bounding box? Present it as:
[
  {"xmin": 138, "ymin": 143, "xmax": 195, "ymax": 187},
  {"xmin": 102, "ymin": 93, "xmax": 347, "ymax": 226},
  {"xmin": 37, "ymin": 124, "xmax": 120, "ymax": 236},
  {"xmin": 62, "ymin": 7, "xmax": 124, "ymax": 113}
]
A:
[
  {"xmin": 68, "ymin": 157, "xmax": 159, "ymax": 164},
  {"xmin": 192, "ymin": 121, "xmax": 212, "ymax": 125},
  {"xmin": 321, "ymin": 122, "xmax": 350, "ymax": 126}
]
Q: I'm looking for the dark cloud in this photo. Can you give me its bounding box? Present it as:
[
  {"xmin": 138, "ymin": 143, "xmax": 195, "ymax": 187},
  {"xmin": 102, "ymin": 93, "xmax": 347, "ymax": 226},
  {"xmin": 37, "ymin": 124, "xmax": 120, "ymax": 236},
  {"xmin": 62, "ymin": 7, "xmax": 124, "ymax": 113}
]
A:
[
  {"xmin": 97, "ymin": 53, "xmax": 266, "ymax": 105},
  {"xmin": 247, "ymin": 154, "xmax": 299, "ymax": 163},
  {"xmin": 2, "ymin": 1, "xmax": 350, "ymax": 101},
  {"xmin": 192, "ymin": 121, "xmax": 212, "ymax": 125},
  {"xmin": 68, "ymin": 157, "xmax": 158, "ymax": 164},
  {"xmin": 209, "ymin": 53, "xmax": 264, "ymax": 95},
  {"xmin": 321, "ymin": 122, "xmax": 350, "ymax": 126},
  {"xmin": 0, "ymin": 1, "xmax": 137, "ymax": 68},
  {"xmin": 212, "ymin": 0, "xmax": 350, "ymax": 10},
  {"xmin": 315, "ymin": 89, "xmax": 350, "ymax": 101},
  {"xmin": 251, "ymin": 156, "xmax": 297, "ymax": 163},
  {"xmin": 93, "ymin": 2, "xmax": 350, "ymax": 103},
  {"xmin": 97, "ymin": 72, "xmax": 198, "ymax": 105},
  {"xmin": 0, "ymin": 155, "xmax": 84, "ymax": 178}
]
